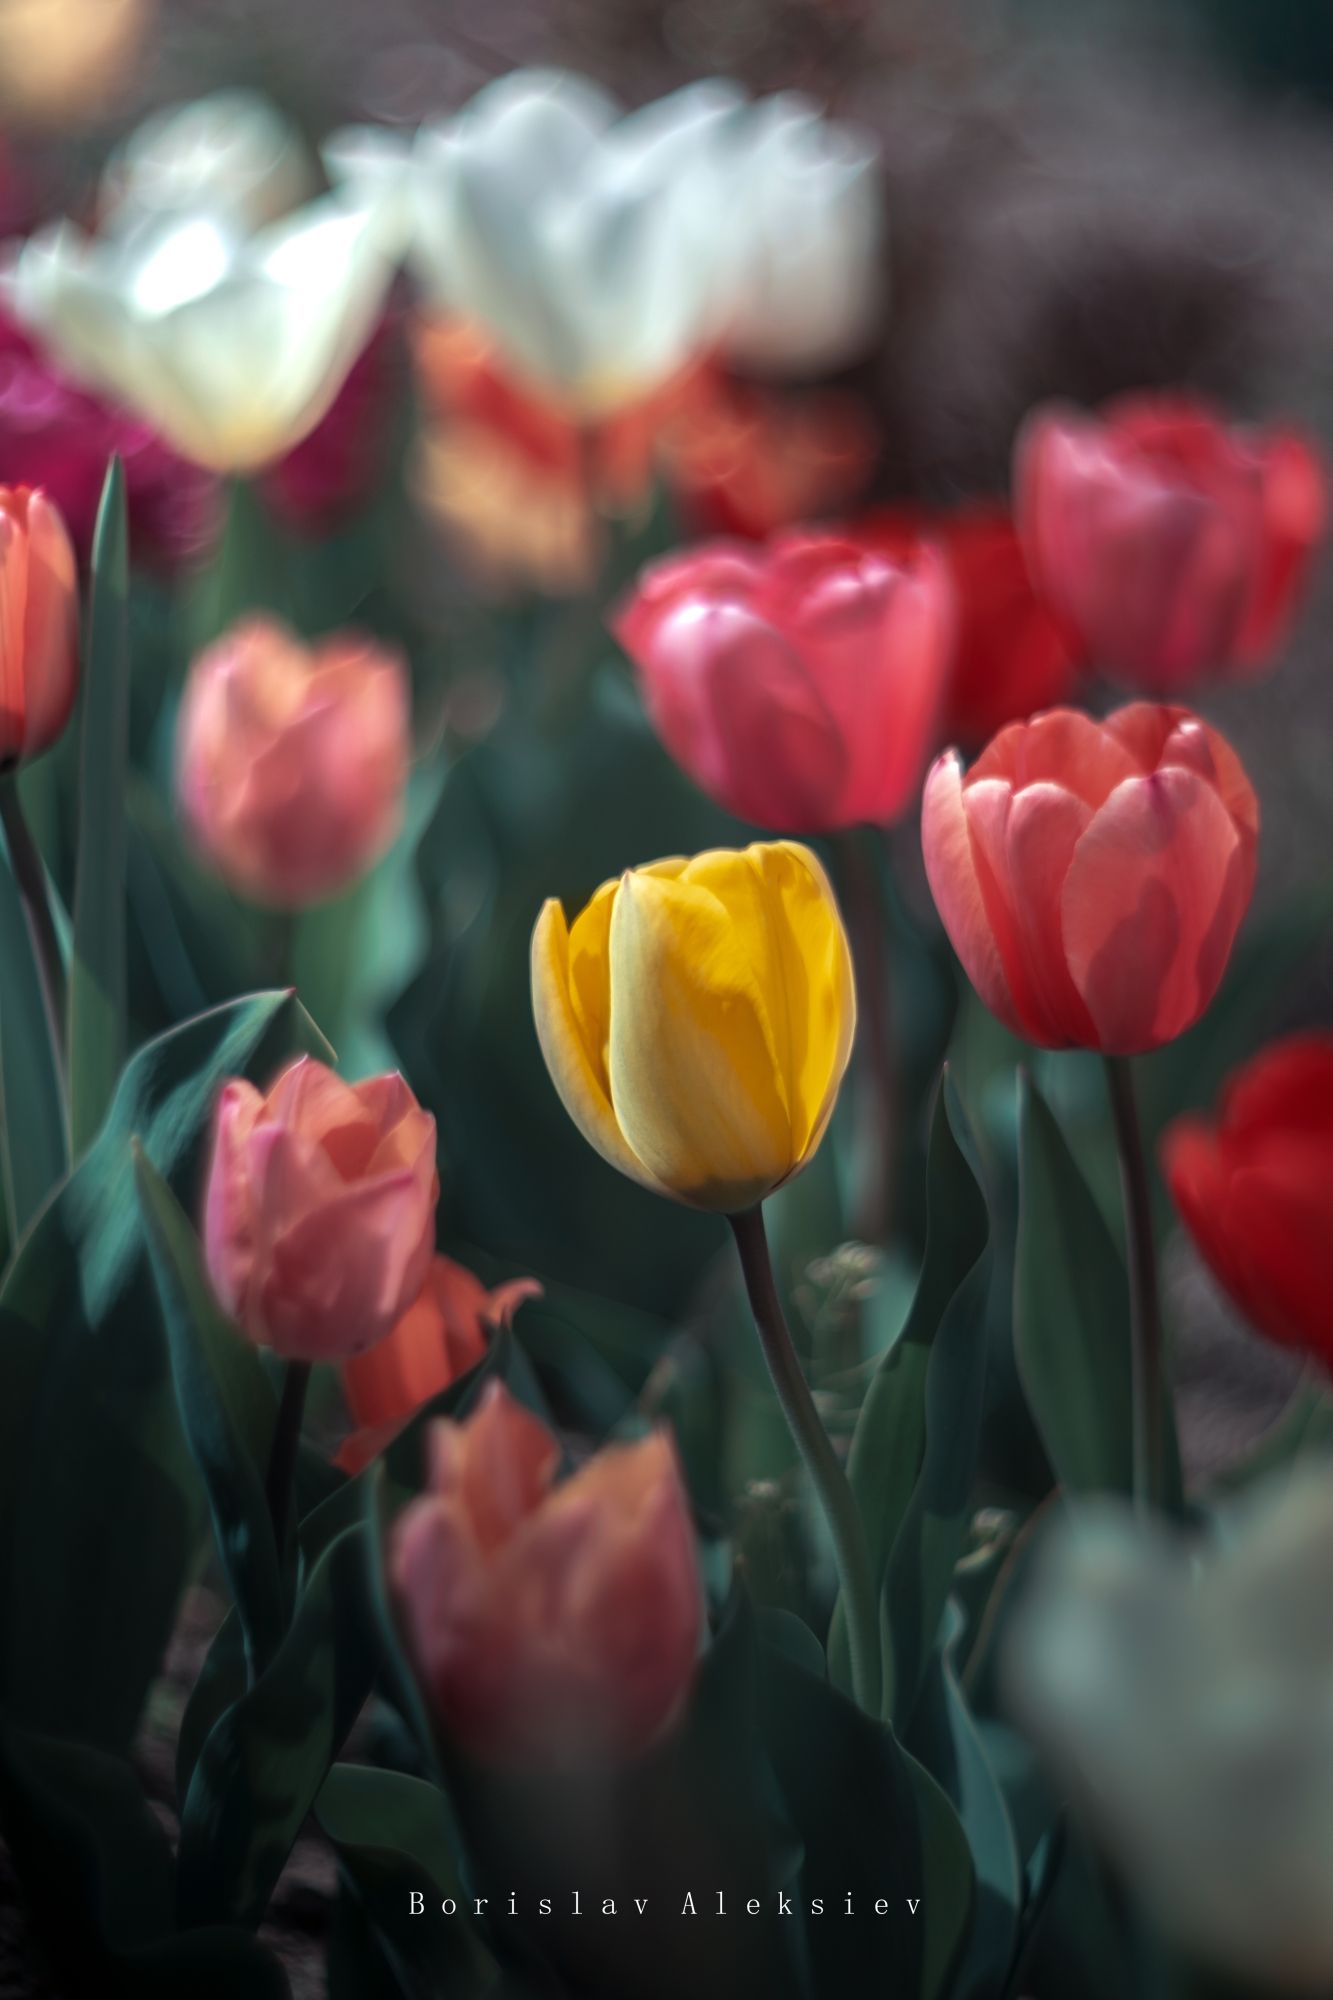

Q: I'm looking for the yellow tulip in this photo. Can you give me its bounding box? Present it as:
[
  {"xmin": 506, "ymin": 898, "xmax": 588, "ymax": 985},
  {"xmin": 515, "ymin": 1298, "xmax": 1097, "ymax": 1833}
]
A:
[{"xmin": 531, "ymin": 840, "xmax": 855, "ymax": 1212}]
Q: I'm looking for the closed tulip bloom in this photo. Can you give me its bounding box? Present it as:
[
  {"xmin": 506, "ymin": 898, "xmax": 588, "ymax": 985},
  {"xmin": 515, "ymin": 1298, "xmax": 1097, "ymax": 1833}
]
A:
[
  {"xmin": 204, "ymin": 1057, "xmax": 438, "ymax": 1363},
  {"xmin": 4, "ymin": 193, "xmax": 395, "ymax": 471},
  {"xmin": 1163, "ymin": 1035, "xmax": 1333, "ymax": 1368},
  {"xmin": 614, "ymin": 534, "xmax": 955, "ymax": 832},
  {"xmin": 176, "ymin": 615, "xmax": 409, "ymax": 909},
  {"xmin": 922, "ymin": 704, "xmax": 1258, "ymax": 1053},
  {"xmin": 338, "ymin": 1256, "xmax": 542, "ymax": 1473},
  {"xmin": 532, "ymin": 840, "xmax": 855, "ymax": 1211},
  {"xmin": 391, "ymin": 1380, "xmax": 701, "ymax": 1768},
  {"xmin": 1016, "ymin": 395, "xmax": 1326, "ymax": 693},
  {"xmin": 863, "ymin": 504, "xmax": 1080, "ymax": 748},
  {"xmin": 0, "ymin": 484, "xmax": 77, "ymax": 766}
]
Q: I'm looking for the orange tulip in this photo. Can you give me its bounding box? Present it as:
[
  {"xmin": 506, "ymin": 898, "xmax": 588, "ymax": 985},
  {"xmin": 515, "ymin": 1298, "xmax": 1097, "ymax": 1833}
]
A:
[
  {"xmin": 203, "ymin": 1057, "xmax": 438, "ymax": 1362},
  {"xmin": 0, "ymin": 485, "xmax": 78, "ymax": 768},
  {"xmin": 338, "ymin": 1256, "xmax": 541, "ymax": 1473},
  {"xmin": 922, "ymin": 704, "xmax": 1258, "ymax": 1053},
  {"xmin": 175, "ymin": 614, "xmax": 409, "ymax": 908},
  {"xmin": 392, "ymin": 1381, "xmax": 701, "ymax": 1769}
]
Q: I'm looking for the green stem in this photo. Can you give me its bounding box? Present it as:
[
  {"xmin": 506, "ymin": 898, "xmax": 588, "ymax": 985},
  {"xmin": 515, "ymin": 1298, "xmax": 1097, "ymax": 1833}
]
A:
[
  {"xmin": 265, "ymin": 1360, "xmax": 312, "ymax": 1562},
  {"xmin": 259, "ymin": 908, "xmax": 299, "ymax": 994},
  {"xmin": 728, "ymin": 1205, "xmax": 880, "ymax": 1711},
  {"xmin": 0, "ymin": 772, "xmax": 67, "ymax": 1079},
  {"xmin": 1104, "ymin": 1054, "xmax": 1165, "ymax": 1514}
]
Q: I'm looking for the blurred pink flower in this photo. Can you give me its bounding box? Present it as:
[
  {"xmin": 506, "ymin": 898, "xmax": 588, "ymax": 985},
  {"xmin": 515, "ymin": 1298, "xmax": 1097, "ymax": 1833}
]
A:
[
  {"xmin": 0, "ymin": 309, "xmax": 216, "ymax": 570},
  {"xmin": 203, "ymin": 1057, "xmax": 438, "ymax": 1363},
  {"xmin": 175, "ymin": 614, "xmax": 410, "ymax": 909}
]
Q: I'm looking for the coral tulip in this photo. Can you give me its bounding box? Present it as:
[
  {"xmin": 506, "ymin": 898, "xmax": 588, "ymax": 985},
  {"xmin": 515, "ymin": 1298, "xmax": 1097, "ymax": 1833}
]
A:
[
  {"xmin": 1163, "ymin": 1034, "xmax": 1333, "ymax": 1367},
  {"xmin": 863, "ymin": 504, "xmax": 1080, "ymax": 747},
  {"xmin": 391, "ymin": 1380, "xmax": 701, "ymax": 1768},
  {"xmin": 531, "ymin": 840, "xmax": 854, "ymax": 1211},
  {"xmin": 339, "ymin": 1257, "xmax": 542, "ymax": 1474},
  {"xmin": 614, "ymin": 534, "xmax": 955, "ymax": 832},
  {"xmin": 1015, "ymin": 395, "xmax": 1325, "ymax": 693},
  {"xmin": 922, "ymin": 704, "xmax": 1258, "ymax": 1053},
  {"xmin": 0, "ymin": 484, "xmax": 77, "ymax": 767},
  {"xmin": 175, "ymin": 615, "xmax": 410, "ymax": 909},
  {"xmin": 203, "ymin": 1057, "xmax": 438, "ymax": 1363}
]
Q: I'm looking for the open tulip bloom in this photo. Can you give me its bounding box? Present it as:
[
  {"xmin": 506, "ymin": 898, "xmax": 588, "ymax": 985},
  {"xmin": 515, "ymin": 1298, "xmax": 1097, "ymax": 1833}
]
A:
[{"xmin": 2, "ymin": 191, "xmax": 395, "ymax": 471}]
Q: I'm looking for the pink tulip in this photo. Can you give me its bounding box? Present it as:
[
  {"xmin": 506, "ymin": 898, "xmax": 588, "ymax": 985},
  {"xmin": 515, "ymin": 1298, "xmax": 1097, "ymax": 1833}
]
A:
[
  {"xmin": 392, "ymin": 1381, "xmax": 701, "ymax": 1770},
  {"xmin": 175, "ymin": 615, "xmax": 410, "ymax": 909},
  {"xmin": 0, "ymin": 483, "xmax": 78, "ymax": 766},
  {"xmin": 613, "ymin": 532, "xmax": 955, "ymax": 833},
  {"xmin": 203, "ymin": 1057, "xmax": 438, "ymax": 1362},
  {"xmin": 922, "ymin": 703, "xmax": 1258, "ymax": 1053},
  {"xmin": 1016, "ymin": 394, "xmax": 1325, "ymax": 693}
]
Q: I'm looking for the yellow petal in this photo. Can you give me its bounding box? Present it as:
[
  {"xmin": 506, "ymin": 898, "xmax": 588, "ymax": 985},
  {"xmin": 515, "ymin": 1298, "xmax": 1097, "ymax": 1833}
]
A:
[
  {"xmin": 530, "ymin": 896, "xmax": 668, "ymax": 1196},
  {"xmin": 746, "ymin": 841, "xmax": 856, "ymax": 1166},
  {"xmin": 607, "ymin": 861, "xmax": 796, "ymax": 1209}
]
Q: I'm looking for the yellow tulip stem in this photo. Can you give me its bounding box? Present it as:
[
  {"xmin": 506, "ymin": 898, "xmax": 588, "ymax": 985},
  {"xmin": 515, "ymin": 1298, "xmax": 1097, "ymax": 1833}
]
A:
[
  {"xmin": 0, "ymin": 771, "xmax": 67, "ymax": 1076},
  {"xmin": 728, "ymin": 1204, "xmax": 880, "ymax": 1712},
  {"xmin": 265, "ymin": 1358, "xmax": 312, "ymax": 1573},
  {"xmin": 1104, "ymin": 1054, "xmax": 1165, "ymax": 1515}
]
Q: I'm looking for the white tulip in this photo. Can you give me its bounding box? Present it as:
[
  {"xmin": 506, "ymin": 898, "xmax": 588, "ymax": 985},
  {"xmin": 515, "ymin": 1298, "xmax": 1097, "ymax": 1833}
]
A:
[
  {"xmin": 716, "ymin": 93, "xmax": 884, "ymax": 376},
  {"xmin": 400, "ymin": 68, "xmax": 747, "ymax": 416},
  {"xmin": 1006, "ymin": 1467, "xmax": 1333, "ymax": 1994},
  {"xmin": 3, "ymin": 194, "xmax": 395, "ymax": 473},
  {"xmin": 102, "ymin": 89, "xmax": 317, "ymax": 236}
]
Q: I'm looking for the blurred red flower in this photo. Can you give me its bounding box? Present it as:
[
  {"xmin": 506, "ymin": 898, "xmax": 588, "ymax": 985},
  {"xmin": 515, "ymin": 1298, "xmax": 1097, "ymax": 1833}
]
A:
[
  {"xmin": 1015, "ymin": 393, "xmax": 1325, "ymax": 694},
  {"xmin": 1163, "ymin": 1035, "xmax": 1333, "ymax": 1367},
  {"xmin": 0, "ymin": 483, "xmax": 78, "ymax": 766}
]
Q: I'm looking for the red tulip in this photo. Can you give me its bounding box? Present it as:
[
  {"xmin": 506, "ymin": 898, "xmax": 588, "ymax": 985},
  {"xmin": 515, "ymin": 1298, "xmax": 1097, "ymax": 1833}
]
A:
[
  {"xmin": 337, "ymin": 1255, "xmax": 541, "ymax": 1474},
  {"xmin": 175, "ymin": 614, "xmax": 410, "ymax": 909},
  {"xmin": 614, "ymin": 533, "xmax": 955, "ymax": 832},
  {"xmin": 922, "ymin": 703, "xmax": 1258, "ymax": 1052},
  {"xmin": 0, "ymin": 483, "xmax": 78, "ymax": 767},
  {"xmin": 1016, "ymin": 394, "xmax": 1325, "ymax": 693},
  {"xmin": 1163, "ymin": 1035, "xmax": 1333, "ymax": 1367},
  {"xmin": 862, "ymin": 503, "xmax": 1081, "ymax": 747},
  {"xmin": 203, "ymin": 1057, "xmax": 438, "ymax": 1362},
  {"xmin": 391, "ymin": 1381, "xmax": 701, "ymax": 1769}
]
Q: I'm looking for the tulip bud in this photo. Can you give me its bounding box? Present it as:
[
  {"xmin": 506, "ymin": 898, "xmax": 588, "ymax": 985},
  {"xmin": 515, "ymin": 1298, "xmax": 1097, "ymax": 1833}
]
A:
[
  {"xmin": 614, "ymin": 534, "xmax": 955, "ymax": 833},
  {"xmin": 175, "ymin": 615, "xmax": 409, "ymax": 909},
  {"xmin": 1016, "ymin": 394, "xmax": 1326, "ymax": 694},
  {"xmin": 1163, "ymin": 1034, "xmax": 1333, "ymax": 1367},
  {"xmin": 203, "ymin": 1057, "xmax": 438, "ymax": 1362},
  {"xmin": 338, "ymin": 1256, "xmax": 542, "ymax": 1473},
  {"xmin": 391, "ymin": 1381, "xmax": 701, "ymax": 1768},
  {"xmin": 0, "ymin": 485, "xmax": 78, "ymax": 768},
  {"xmin": 922, "ymin": 703, "xmax": 1258, "ymax": 1053},
  {"xmin": 532, "ymin": 840, "xmax": 855, "ymax": 1211}
]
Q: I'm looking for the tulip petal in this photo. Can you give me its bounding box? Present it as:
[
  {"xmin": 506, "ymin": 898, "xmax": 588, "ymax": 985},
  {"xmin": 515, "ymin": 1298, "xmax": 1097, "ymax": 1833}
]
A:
[
  {"xmin": 1063, "ymin": 769, "xmax": 1247, "ymax": 1052},
  {"xmin": 607, "ymin": 862, "xmax": 795, "ymax": 1208},
  {"xmin": 530, "ymin": 895, "xmax": 669, "ymax": 1197},
  {"xmin": 745, "ymin": 839, "xmax": 855, "ymax": 1160},
  {"xmin": 921, "ymin": 753, "xmax": 1027, "ymax": 1040},
  {"xmin": 1004, "ymin": 782, "xmax": 1096, "ymax": 1044}
]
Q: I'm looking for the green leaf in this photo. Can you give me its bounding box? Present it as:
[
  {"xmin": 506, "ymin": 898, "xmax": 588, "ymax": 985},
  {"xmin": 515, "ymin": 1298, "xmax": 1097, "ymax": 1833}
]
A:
[
  {"xmin": 177, "ymin": 1524, "xmax": 382, "ymax": 1930},
  {"xmin": 317, "ymin": 1764, "xmax": 497, "ymax": 1992},
  {"xmin": 1014, "ymin": 1075, "xmax": 1183, "ymax": 1513},
  {"xmin": 0, "ymin": 820, "xmax": 67, "ymax": 1242},
  {"xmin": 1014, "ymin": 1074, "xmax": 1133, "ymax": 1499},
  {"xmin": 832, "ymin": 1072, "xmax": 991, "ymax": 1723},
  {"xmin": 68, "ymin": 458, "xmax": 130, "ymax": 1157},
  {"xmin": 134, "ymin": 1146, "xmax": 284, "ymax": 1676},
  {"xmin": 0, "ymin": 990, "xmax": 330, "ymax": 1752},
  {"xmin": 906, "ymin": 1755, "xmax": 977, "ymax": 2000}
]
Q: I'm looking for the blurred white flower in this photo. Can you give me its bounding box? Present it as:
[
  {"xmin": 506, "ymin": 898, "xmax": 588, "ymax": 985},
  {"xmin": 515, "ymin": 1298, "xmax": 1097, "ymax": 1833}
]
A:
[
  {"xmin": 2, "ymin": 194, "xmax": 395, "ymax": 474},
  {"xmin": 1005, "ymin": 1467, "xmax": 1333, "ymax": 1994},
  {"xmin": 392, "ymin": 69, "xmax": 747, "ymax": 417},
  {"xmin": 102, "ymin": 89, "xmax": 316, "ymax": 236},
  {"xmin": 715, "ymin": 93, "xmax": 884, "ymax": 376}
]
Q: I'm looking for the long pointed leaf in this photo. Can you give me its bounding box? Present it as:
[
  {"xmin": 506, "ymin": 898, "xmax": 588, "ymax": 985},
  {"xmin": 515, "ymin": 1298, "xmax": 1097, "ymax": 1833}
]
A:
[{"xmin": 0, "ymin": 834, "xmax": 67, "ymax": 1241}]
